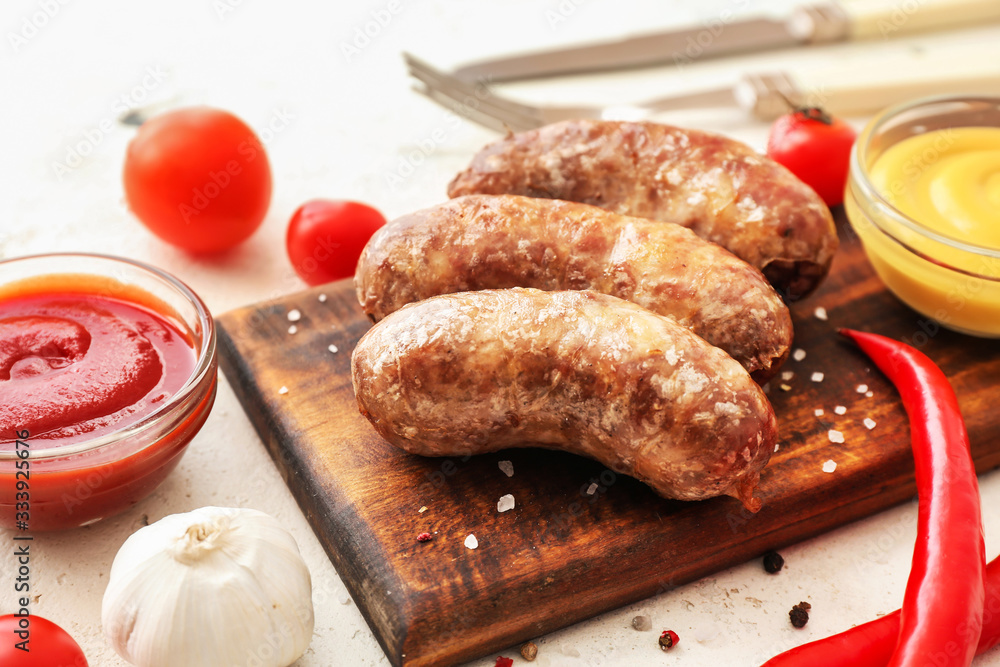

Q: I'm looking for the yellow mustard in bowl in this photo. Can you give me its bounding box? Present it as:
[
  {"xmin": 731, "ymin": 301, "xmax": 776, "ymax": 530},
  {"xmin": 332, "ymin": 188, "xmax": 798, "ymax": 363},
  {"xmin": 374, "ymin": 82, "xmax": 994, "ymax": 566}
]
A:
[{"xmin": 846, "ymin": 97, "xmax": 1000, "ymax": 337}]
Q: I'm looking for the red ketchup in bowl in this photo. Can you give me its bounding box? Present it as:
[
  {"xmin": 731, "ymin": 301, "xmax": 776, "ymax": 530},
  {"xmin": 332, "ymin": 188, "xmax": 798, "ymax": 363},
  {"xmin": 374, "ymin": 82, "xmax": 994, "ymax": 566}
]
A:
[
  {"xmin": 0, "ymin": 259, "xmax": 217, "ymax": 531},
  {"xmin": 1, "ymin": 293, "xmax": 195, "ymax": 445}
]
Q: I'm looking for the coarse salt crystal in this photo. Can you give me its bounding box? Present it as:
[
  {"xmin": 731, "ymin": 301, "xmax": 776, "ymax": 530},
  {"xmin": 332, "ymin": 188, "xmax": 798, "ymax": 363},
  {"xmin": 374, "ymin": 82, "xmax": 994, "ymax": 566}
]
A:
[
  {"xmin": 693, "ymin": 623, "xmax": 720, "ymax": 643},
  {"xmin": 811, "ymin": 372, "xmax": 824, "ymax": 382},
  {"xmin": 464, "ymin": 534, "xmax": 478, "ymax": 549},
  {"xmin": 631, "ymin": 615, "xmax": 652, "ymax": 632},
  {"xmin": 328, "ymin": 344, "xmax": 339, "ymax": 354},
  {"xmin": 864, "ymin": 418, "xmax": 877, "ymax": 430},
  {"xmin": 793, "ymin": 348, "xmax": 807, "ymax": 362},
  {"xmin": 834, "ymin": 405, "xmax": 847, "ymax": 415},
  {"xmin": 774, "ymin": 444, "xmax": 780, "ymax": 453},
  {"xmin": 814, "ymin": 307, "xmax": 828, "ymax": 321},
  {"xmin": 288, "ymin": 325, "xmax": 298, "ymax": 335},
  {"xmin": 498, "ymin": 460, "xmax": 514, "ymax": 477},
  {"xmin": 814, "ymin": 408, "xmax": 824, "ymax": 417},
  {"xmin": 586, "ymin": 482, "xmax": 598, "ymax": 496},
  {"xmin": 781, "ymin": 371, "xmax": 795, "ymax": 381},
  {"xmin": 828, "ymin": 430, "xmax": 845, "ymax": 444},
  {"xmin": 287, "ymin": 309, "xmax": 302, "ymax": 322},
  {"xmin": 856, "ymin": 384, "xmax": 869, "ymax": 393},
  {"xmin": 866, "ymin": 390, "xmax": 874, "ymax": 398},
  {"xmin": 497, "ymin": 494, "xmax": 515, "ymax": 513},
  {"xmin": 318, "ymin": 294, "xmax": 327, "ymax": 303},
  {"xmin": 822, "ymin": 459, "xmax": 838, "ymax": 473},
  {"xmin": 780, "ymin": 383, "xmax": 792, "ymax": 392},
  {"xmin": 278, "ymin": 386, "xmax": 289, "ymax": 395}
]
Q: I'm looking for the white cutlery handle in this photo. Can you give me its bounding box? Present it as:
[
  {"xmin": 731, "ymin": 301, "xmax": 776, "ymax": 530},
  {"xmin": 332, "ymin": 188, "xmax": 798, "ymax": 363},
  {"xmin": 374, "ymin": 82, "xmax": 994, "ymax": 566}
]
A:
[
  {"xmin": 739, "ymin": 42, "xmax": 1000, "ymax": 120},
  {"xmin": 786, "ymin": 42, "xmax": 1000, "ymax": 117},
  {"xmin": 837, "ymin": 0, "xmax": 1000, "ymax": 39}
]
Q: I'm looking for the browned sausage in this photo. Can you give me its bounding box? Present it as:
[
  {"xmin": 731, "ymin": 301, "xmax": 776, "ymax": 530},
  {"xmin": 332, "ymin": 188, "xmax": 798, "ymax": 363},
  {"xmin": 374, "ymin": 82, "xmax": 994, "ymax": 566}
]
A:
[
  {"xmin": 352, "ymin": 288, "xmax": 777, "ymax": 511},
  {"xmin": 355, "ymin": 194, "xmax": 792, "ymax": 382},
  {"xmin": 447, "ymin": 120, "xmax": 838, "ymax": 301}
]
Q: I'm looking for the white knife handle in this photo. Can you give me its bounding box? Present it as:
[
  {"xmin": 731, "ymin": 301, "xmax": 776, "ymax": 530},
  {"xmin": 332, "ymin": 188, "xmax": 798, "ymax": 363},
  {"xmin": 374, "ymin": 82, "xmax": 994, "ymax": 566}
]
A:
[
  {"xmin": 836, "ymin": 0, "xmax": 1000, "ymax": 40},
  {"xmin": 739, "ymin": 44, "xmax": 1000, "ymax": 120}
]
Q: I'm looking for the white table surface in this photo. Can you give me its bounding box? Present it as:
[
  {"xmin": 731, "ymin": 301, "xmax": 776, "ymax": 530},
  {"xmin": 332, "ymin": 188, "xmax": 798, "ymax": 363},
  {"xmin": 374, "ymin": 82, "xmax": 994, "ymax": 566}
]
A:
[{"xmin": 3, "ymin": 1, "xmax": 1000, "ymax": 665}]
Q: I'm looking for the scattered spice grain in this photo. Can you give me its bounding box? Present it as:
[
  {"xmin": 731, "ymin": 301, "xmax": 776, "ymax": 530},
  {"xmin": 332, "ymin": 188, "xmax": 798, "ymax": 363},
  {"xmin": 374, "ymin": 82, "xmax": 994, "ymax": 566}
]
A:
[
  {"xmin": 763, "ymin": 551, "xmax": 785, "ymax": 574},
  {"xmin": 789, "ymin": 601, "xmax": 812, "ymax": 628},
  {"xmin": 520, "ymin": 641, "xmax": 538, "ymax": 661},
  {"xmin": 659, "ymin": 630, "xmax": 679, "ymax": 650}
]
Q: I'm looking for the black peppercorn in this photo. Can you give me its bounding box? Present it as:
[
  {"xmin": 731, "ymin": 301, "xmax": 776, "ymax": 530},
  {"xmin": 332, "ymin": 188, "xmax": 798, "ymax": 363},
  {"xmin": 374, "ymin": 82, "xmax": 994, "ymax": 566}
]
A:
[
  {"xmin": 789, "ymin": 601, "xmax": 811, "ymax": 628},
  {"xmin": 763, "ymin": 550, "xmax": 785, "ymax": 574}
]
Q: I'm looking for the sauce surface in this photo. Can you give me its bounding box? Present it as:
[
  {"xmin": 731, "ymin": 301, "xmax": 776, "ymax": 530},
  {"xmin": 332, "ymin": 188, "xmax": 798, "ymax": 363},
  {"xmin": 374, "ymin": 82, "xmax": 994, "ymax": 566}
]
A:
[
  {"xmin": 870, "ymin": 127, "xmax": 1000, "ymax": 248},
  {"xmin": 0, "ymin": 292, "xmax": 196, "ymax": 447}
]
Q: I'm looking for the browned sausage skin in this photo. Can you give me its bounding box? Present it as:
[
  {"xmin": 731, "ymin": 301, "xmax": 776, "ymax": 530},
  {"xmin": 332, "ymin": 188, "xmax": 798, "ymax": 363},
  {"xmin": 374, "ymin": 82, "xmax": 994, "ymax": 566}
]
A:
[
  {"xmin": 352, "ymin": 288, "xmax": 777, "ymax": 511},
  {"xmin": 447, "ymin": 120, "xmax": 838, "ymax": 301},
  {"xmin": 356, "ymin": 194, "xmax": 792, "ymax": 382}
]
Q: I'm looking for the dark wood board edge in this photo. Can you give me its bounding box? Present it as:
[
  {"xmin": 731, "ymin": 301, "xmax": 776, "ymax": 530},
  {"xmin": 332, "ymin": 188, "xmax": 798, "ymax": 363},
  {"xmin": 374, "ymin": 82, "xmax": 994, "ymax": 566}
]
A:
[
  {"xmin": 216, "ymin": 316, "xmax": 413, "ymax": 666},
  {"xmin": 396, "ymin": 443, "xmax": 1000, "ymax": 666}
]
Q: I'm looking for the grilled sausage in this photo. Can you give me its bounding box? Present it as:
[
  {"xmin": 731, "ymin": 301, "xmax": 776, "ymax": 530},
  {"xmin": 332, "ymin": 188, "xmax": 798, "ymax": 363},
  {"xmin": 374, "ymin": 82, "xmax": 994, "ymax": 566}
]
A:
[
  {"xmin": 352, "ymin": 288, "xmax": 777, "ymax": 511},
  {"xmin": 447, "ymin": 120, "xmax": 838, "ymax": 301},
  {"xmin": 355, "ymin": 194, "xmax": 792, "ymax": 382}
]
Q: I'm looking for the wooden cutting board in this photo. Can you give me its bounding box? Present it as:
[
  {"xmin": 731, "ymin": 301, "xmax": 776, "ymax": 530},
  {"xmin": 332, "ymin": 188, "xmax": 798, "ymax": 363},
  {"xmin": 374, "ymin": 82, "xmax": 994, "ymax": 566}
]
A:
[{"xmin": 216, "ymin": 212, "xmax": 1000, "ymax": 667}]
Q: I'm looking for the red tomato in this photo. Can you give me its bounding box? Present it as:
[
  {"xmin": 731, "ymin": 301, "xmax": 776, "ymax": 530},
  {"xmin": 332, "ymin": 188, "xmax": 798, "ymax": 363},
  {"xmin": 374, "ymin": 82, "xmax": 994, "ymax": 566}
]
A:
[
  {"xmin": 286, "ymin": 200, "xmax": 387, "ymax": 285},
  {"xmin": 123, "ymin": 107, "xmax": 272, "ymax": 254},
  {"xmin": 0, "ymin": 614, "xmax": 88, "ymax": 666},
  {"xmin": 766, "ymin": 107, "xmax": 857, "ymax": 207}
]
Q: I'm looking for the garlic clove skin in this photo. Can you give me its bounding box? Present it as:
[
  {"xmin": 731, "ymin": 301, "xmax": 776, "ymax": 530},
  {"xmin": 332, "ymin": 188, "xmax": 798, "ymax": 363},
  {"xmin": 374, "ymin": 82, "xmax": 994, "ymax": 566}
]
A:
[{"xmin": 102, "ymin": 507, "xmax": 314, "ymax": 667}]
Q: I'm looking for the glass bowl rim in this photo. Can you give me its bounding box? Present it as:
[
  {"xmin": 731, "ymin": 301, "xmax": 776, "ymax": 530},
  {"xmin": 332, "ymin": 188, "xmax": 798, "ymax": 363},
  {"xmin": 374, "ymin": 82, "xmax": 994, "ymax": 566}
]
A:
[
  {"xmin": 0, "ymin": 252, "xmax": 217, "ymax": 462},
  {"xmin": 848, "ymin": 93, "xmax": 1000, "ymax": 262}
]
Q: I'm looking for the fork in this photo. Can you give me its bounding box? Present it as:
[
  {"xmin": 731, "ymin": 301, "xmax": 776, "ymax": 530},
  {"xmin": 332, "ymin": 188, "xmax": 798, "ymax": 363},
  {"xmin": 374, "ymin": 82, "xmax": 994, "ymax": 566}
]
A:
[
  {"xmin": 403, "ymin": 48, "xmax": 1000, "ymax": 132},
  {"xmin": 403, "ymin": 52, "xmax": 741, "ymax": 133}
]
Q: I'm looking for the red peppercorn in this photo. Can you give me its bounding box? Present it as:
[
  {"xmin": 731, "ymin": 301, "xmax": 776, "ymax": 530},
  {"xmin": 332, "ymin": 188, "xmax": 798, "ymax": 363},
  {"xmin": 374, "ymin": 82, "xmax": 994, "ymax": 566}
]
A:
[
  {"xmin": 494, "ymin": 657, "xmax": 513, "ymax": 667},
  {"xmin": 416, "ymin": 532, "xmax": 432, "ymax": 542},
  {"xmin": 659, "ymin": 629, "xmax": 679, "ymax": 650}
]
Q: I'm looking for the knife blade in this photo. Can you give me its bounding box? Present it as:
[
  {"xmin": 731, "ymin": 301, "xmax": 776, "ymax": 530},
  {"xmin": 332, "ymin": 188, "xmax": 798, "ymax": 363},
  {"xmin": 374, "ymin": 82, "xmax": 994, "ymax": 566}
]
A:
[{"xmin": 452, "ymin": 0, "xmax": 1000, "ymax": 82}]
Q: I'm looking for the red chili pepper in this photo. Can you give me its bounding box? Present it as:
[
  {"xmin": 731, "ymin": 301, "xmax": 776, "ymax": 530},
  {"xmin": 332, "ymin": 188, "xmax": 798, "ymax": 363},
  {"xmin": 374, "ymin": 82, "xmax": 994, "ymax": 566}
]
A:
[
  {"xmin": 762, "ymin": 329, "xmax": 985, "ymax": 667},
  {"xmin": 761, "ymin": 557, "xmax": 1000, "ymax": 666}
]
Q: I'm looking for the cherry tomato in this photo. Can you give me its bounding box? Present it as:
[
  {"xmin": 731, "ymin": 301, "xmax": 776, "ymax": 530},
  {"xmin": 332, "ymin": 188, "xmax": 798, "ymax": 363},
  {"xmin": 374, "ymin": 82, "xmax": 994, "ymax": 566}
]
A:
[
  {"xmin": 123, "ymin": 107, "xmax": 272, "ymax": 254},
  {"xmin": 766, "ymin": 107, "xmax": 857, "ymax": 207},
  {"xmin": 286, "ymin": 199, "xmax": 387, "ymax": 285},
  {"xmin": 0, "ymin": 614, "xmax": 88, "ymax": 666}
]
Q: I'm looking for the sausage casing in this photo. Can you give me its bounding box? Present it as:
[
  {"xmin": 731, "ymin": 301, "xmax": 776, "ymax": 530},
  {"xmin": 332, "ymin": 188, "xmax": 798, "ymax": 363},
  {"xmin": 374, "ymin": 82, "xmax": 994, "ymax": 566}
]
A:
[
  {"xmin": 447, "ymin": 120, "xmax": 838, "ymax": 301},
  {"xmin": 355, "ymin": 194, "xmax": 792, "ymax": 382},
  {"xmin": 352, "ymin": 288, "xmax": 777, "ymax": 510}
]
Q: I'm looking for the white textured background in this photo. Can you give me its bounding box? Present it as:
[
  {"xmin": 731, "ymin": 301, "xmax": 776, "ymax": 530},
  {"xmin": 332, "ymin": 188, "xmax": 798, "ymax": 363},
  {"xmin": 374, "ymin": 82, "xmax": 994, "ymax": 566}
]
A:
[{"xmin": 2, "ymin": 0, "xmax": 1000, "ymax": 665}]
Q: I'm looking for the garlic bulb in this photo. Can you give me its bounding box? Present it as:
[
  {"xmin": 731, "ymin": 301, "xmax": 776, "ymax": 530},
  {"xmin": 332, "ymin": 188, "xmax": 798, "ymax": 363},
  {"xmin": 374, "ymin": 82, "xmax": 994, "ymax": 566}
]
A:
[{"xmin": 102, "ymin": 507, "xmax": 314, "ymax": 667}]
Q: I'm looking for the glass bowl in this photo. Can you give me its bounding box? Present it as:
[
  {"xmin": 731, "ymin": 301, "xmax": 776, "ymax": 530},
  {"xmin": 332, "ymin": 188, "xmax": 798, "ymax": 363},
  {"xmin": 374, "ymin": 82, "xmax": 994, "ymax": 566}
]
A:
[
  {"xmin": 0, "ymin": 253, "xmax": 217, "ymax": 531},
  {"xmin": 845, "ymin": 95, "xmax": 1000, "ymax": 337}
]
